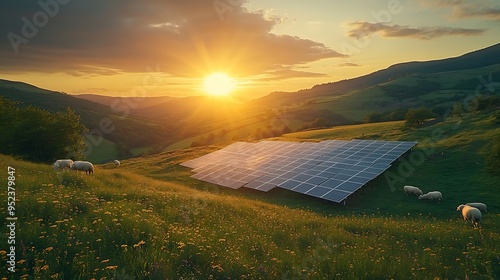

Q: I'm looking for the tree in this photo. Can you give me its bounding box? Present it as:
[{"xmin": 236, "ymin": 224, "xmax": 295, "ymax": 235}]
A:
[
  {"xmin": 0, "ymin": 97, "xmax": 88, "ymax": 162},
  {"xmin": 404, "ymin": 107, "xmax": 436, "ymax": 128},
  {"xmin": 311, "ymin": 118, "xmax": 328, "ymax": 128},
  {"xmin": 450, "ymin": 102, "xmax": 465, "ymax": 117}
]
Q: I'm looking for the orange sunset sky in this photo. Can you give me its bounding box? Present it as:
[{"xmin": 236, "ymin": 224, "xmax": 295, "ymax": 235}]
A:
[{"xmin": 1, "ymin": 0, "xmax": 499, "ymax": 99}]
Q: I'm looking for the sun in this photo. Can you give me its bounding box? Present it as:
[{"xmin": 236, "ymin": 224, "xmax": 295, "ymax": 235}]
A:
[{"xmin": 203, "ymin": 72, "xmax": 235, "ymax": 96}]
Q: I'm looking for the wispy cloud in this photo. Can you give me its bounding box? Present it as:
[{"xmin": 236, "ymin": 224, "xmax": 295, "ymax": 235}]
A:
[
  {"xmin": 336, "ymin": 62, "xmax": 361, "ymax": 67},
  {"xmin": 257, "ymin": 67, "xmax": 329, "ymax": 82},
  {"xmin": 419, "ymin": 0, "xmax": 500, "ymax": 21},
  {"xmin": 346, "ymin": 21, "xmax": 485, "ymax": 40},
  {"xmin": 0, "ymin": 0, "xmax": 345, "ymax": 79}
]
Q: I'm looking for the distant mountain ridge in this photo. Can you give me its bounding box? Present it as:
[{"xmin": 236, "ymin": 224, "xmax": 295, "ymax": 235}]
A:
[
  {"xmin": 0, "ymin": 79, "xmax": 175, "ymax": 160},
  {"xmin": 254, "ymin": 42, "xmax": 500, "ymax": 105},
  {"xmin": 0, "ymin": 79, "xmax": 115, "ymax": 120},
  {"xmin": 75, "ymin": 94, "xmax": 177, "ymax": 110}
]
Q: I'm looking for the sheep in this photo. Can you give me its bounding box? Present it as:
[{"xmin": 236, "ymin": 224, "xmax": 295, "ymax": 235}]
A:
[
  {"xmin": 113, "ymin": 160, "xmax": 120, "ymax": 167},
  {"xmin": 403, "ymin": 185, "xmax": 423, "ymax": 196},
  {"xmin": 53, "ymin": 159, "xmax": 73, "ymax": 171},
  {"xmin": 70, "ymin": 161, "xmax": 94, "ymax": 174},
  {"xmin": 418, "ymin": 191, "xmax": 442, "ymax": 201},
  {"xmin": 457, "ymin": 205, "xmax": 482, "ymax": 228},
  {"xmin": 466, "ymin": 202, "xmax": 487, "ymax": 213}
]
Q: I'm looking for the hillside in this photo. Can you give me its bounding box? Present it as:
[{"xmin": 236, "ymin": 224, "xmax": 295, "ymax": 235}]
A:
[
  {"xmin": 253, "ymin": 42, "xmax": 500, "ymax": 106},
  {"xmin": 287, "ymin": 63, "xmax": 500, "ymax": 121},
  {"xmin": 0, "ymin": 80, "xmax": 178, "ymax": 162},
  {"xmin": 1, "ymin": 109, "xmax": 499, "ymax": 279}
]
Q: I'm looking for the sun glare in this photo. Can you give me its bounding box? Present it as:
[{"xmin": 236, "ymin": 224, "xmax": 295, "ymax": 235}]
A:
[{"xmin": 203, "ymin": 72, "xmax": 235, "ymax": 96}]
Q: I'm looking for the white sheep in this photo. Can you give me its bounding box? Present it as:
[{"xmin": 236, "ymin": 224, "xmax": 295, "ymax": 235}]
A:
[
  {"xmin": 457, "ymin": 205, "xmax": 482, "ymax": 228},
  {"xmin": 403, "ymin": 185, "xmax": 423, "ymax": 196},
  {"xmin": 113, "ymin": 160, "xmax": 120, "ymax": 167},
  {"xmin": 466, "ymin": 202, "xmax": 487, "ymax": 213},
  {"xmin": 70, "ymin": 161, "xmax": 94, "ymax": 174},
  {"xmin": 418, "ymin": 191, "xmax": 442, "ymax": 201},
  {"xmin": 53, "ymin": 159, "xmax": 73, "ymax": 171}
]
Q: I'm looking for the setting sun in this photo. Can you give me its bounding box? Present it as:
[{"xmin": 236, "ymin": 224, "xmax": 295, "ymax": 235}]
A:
[{"xmin": 203, "ymin": 72, "xmax": 235, "ymax": 96}]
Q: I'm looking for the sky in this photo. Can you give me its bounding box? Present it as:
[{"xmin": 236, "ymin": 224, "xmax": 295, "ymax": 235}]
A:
[{"xmin": 0, "ymin": 0, "xmax": 499, "ymax": 99}]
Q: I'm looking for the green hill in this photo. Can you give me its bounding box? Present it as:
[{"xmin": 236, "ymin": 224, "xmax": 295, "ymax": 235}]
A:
[
  {"xmin": 0, "ymin": 80, "xmax": 177, "ymax": 162},
  {"xmin": 252, "ymin": 42, "xmax": 500, "ymax": 107},
  {"xmin": 1, "ymin": 110, "xmax": 499, "ymax": 279}
]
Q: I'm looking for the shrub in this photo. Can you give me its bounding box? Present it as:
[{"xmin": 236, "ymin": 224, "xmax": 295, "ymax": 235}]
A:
[{"xmin": 404, "ymin": 107, "xmax": 436, "ymax": 128}]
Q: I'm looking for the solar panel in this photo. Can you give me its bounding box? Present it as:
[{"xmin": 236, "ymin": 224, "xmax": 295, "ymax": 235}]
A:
[{"xmin": 182, "ymin": 139, "xmax": 417, "ymax": 203}]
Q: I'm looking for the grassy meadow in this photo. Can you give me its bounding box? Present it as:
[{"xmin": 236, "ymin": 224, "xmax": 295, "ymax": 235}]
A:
[{"xmin": 1, "ymin": 111, "xmax": 500, "ymax": 279}]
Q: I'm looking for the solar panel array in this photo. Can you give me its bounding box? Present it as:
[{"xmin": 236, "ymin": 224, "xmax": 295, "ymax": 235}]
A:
[{"xmin": 182, "ymin": 139, "xmax": 417, "ymax": 203}]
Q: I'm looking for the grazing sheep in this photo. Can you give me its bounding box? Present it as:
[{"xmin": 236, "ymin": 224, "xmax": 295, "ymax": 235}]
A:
[
  {"xmin": 418, "ymin": 191, "xmax": 442, "ymax": 201},
  {"xmin": 403, "ymin": 185, "xmax": 423, "ymax": 196},
  {"xmin": 466, "ymin": 202, "xmax": 487, "ymax": 213},
  {"xmin": 53, "ymin": 159, "xmax": 73, "ymax": 171},
  {"xmin": 457, "ymin": 205, "xmax": 482, "ymax": 228},
  {"xmin": 113, "ymin": 160, "xmax": 120, "ymax": 167},
  {"xmin": 70, "ymin": 161, "xmax": 94, "ymax": 174}
]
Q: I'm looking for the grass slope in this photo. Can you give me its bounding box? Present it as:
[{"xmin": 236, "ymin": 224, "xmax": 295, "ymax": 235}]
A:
[{"xmin": 1, "ymin": 111, "xmax": 500, "ymax": 279}]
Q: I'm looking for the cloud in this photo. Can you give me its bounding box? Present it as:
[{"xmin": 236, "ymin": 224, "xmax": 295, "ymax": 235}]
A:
[
  {"xmin": 419, "ymin": 0, "xmax": 500, "ymax": 21},
  {"xmin": 0, "ymin": 0, "xmax": 345, "ymax": 79},
  {"xmin": 336, "ymin": 62, "xmax": 361, "ymax": 67},
  {"xmin": 346, "ymin": 21, "xmax": 485, "ymax": 40}
]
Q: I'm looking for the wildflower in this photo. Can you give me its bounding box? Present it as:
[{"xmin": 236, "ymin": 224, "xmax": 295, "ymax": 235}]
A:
[{"xmin": 134, "ymin": 240, "xmax": 146, "ymax": 248}]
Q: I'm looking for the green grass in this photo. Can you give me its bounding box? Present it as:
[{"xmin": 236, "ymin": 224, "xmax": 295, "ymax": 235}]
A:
[
  {"xmin": 165, "ymin": 116, "xmax": 307, "ymax": 151},
  {"xmin": 282, "ymin": 120, "xmax": 406, "ymax": 141},
  {"xmin": 86, "ymin": 138, "xmax": 118, "ymax": 164},
  {"xmin": 1, "ymin": 111, "xmax": 500, "ymax": 279},
  {"xmin": 130, "ymin": 146, "xmax": 152, "ymax": 156}
]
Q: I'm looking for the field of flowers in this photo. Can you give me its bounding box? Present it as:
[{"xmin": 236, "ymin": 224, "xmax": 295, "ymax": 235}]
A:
[{"xmin": 1, "ymin": 153, "xmax": 499, "ymax": 279}]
